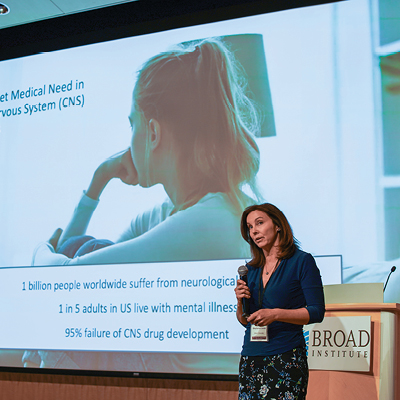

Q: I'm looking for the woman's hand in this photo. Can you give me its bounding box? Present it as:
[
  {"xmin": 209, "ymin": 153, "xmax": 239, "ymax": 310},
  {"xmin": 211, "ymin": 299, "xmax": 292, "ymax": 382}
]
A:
[
  {"xmin": 104, "ymin": 149, "xmax": 138, "ymax": 186},
  {"xmin": 235, "ymin": 279, "xmax": 250, "ymax": 325},
  {"xmin": 86, "ymin": 149, "xmax": 138, "ymax": 200},
  {"xmin": 247, "ymin": 309, "xmax": 278, "ymax": 326},
  {"xmin": 234, "ymin": 279, "xmax": 250, "ymax": 302},
  {"xmin": 49, "ymin": 228, "xmax": 63, "ymax": 250},
  {"xmin": 248, "ymin": 308, "xmax": 310, "ymax": 326}
]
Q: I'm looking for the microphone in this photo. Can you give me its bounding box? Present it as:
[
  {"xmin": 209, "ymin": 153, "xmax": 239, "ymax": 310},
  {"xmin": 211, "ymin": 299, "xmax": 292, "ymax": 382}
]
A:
[
  {"xmin": 383, "ymin": 266, "xmax": 396, "ymax": 292},
  {"xmin": 238, "ymin": 265, "xmax": 250, "ymax": 317}
]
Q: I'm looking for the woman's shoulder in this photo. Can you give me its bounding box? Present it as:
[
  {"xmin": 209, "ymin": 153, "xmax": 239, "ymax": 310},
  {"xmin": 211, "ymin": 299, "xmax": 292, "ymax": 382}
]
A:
[
  {"xmin": 285, "ymin": 248, "xmax": 315, "ymax": 264},
  {"xmin": 246, "ymin": 262, "xmax": 259, "ymax": 270},
  {"xmin": 175, "ymin": 192, "xmax": 238, "ymax": 222},
  {"xmin": 128, "ymin": 198, "xmax": 173, "ymax": 238},
  {"xmin": 292, "ymin": 248, "xmax": 311, "ymax": 258},
  {"xmin": 246, "ymin": 263, "xmax": 261, "ymax": 277},
  {"xmin": 196, "ymin": 191, "xmax": 257, "ymax": 210},
  {"xmin": 285, "ymin": 249, "xmax": 318, "ymax": 275},
  {"xmin": 196, "ymin": 192, "xmax": 231, "ymax": 207}
]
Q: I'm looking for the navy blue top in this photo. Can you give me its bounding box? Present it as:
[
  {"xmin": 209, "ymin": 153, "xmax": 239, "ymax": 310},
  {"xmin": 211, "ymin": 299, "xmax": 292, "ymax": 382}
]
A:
[{"xmin": 241, "ymin": 248, "xmax": 325, "ymax": 356}]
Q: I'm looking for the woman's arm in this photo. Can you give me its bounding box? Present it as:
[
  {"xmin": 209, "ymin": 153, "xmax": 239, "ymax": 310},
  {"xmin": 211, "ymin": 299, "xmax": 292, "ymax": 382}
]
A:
[
  {"xmin": 56, "ymin": 149, "xmax": 138, "ymax": 249},
  {"xmin": 55, "ymin": 193, "xmax": 99, "ymax": 250},
  {"xmin": 247, "ymin": 307, "xmax": 310, "ymax": 327},
  {"xmin": 86, "ymin": 149, "xmax": 138, "ymax": 201},
  {"xmin": 33, "ymin": 195, "xmax": 247, "ymax": 266},
  {"xmin": 300, "ymin": 253, "xmax": 325, "ymax": 324},
  {"xmin": 245, "ymin": 253, "xmax": 324, "ymax": 327}
]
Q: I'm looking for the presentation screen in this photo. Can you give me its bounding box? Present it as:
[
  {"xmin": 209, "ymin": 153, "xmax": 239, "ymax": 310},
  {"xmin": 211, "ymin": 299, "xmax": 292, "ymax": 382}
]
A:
[{"xmin": 1, "ymin": 0, "xmax": 399, "ymax": 377}]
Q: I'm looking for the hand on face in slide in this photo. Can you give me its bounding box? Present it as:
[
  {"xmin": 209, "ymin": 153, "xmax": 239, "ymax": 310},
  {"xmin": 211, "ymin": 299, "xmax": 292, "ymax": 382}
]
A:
[
  {"xmin": 102, "ymin": 148, "xmax": 139, "ymax": 186},
  {"xmin": 86, "ymin": 148, "xmax": 139, "ymax": 200}
]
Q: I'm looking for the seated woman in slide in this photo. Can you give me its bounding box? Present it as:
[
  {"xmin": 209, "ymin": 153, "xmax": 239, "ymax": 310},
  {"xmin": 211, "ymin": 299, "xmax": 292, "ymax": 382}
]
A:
[
  {"xmin": 32, "ymin": 38, "xmax": 261, "ymax": 266},
  {"xmin": 25, "ymin": 38, "xmax": 262, "ymax": 370}
]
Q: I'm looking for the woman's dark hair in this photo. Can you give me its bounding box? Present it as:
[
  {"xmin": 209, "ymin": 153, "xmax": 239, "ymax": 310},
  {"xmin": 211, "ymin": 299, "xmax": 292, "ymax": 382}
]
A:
[{"xmin": 240, "ymin": 203, "xmax": 299, "ymax": 267}]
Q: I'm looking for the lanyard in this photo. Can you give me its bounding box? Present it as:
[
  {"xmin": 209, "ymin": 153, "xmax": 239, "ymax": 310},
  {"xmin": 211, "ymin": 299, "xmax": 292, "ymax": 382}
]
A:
[{"xmin": 258, "ymin": 258, "xmax": 280, "ymax": 309}]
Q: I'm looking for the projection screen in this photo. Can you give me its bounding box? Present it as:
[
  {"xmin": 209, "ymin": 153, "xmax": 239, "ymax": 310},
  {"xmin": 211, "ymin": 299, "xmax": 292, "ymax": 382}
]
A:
[{"xmin": 1, "ymin": 0, "xmax": 399, "ymax": 378}]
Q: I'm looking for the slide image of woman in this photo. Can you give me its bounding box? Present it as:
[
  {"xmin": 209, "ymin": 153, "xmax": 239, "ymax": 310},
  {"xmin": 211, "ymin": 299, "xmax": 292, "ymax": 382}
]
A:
[{"xmin": 32, "ymin": 38, "xmax": 262, "ymax": 267}]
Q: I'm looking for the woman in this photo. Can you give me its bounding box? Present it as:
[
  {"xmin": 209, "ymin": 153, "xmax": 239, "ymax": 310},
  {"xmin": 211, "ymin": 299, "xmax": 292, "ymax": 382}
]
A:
[
  {"xmin": 23, "ymin": 38, "xmax": 262, "ymax": 370},
  {"xmin": 31, "ymin": 38, "xmax": 261, "ymax": 266},
  {"xmin": 235, "ymin": 203, "xmax": 325, "ymax": 399}
]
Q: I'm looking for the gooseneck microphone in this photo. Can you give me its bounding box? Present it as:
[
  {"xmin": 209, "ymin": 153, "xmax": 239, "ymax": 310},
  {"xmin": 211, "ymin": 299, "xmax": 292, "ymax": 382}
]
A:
[
  {"xmin": 383, "ymin": 266, "xmax": 396, "ymax": 292},
  {"xmin": 238, "ymin": 265, "xmax": 250, "ymax": 317}
]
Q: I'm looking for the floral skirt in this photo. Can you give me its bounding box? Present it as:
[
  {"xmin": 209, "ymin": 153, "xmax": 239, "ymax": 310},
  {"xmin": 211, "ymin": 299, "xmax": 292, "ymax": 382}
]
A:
[{"xmin": 238, "ymin": 347, "xmax": 308, "ymax": 400}]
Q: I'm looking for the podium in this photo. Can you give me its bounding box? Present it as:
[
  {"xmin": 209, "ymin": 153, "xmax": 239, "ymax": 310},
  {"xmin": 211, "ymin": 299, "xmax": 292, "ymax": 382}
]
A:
[{"xmin": 307, "ymin": 284, "xmax": 400, "ymax": 400}]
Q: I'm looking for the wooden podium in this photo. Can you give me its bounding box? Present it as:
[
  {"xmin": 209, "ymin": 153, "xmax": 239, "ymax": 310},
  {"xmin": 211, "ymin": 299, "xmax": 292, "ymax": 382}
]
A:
[{"xmin": 307, "ymin": 284, "xmax": 400, "ymax": 400}]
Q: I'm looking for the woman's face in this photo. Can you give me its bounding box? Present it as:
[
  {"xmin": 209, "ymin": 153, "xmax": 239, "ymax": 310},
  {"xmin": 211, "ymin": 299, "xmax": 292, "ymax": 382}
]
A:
[
  {"xmin": 246, "ymin": 210, "xmax": 280, "ymax": 250},
  {"xmin": 129, "ymin": 105, "xmax": 149, "ymax": 187}
]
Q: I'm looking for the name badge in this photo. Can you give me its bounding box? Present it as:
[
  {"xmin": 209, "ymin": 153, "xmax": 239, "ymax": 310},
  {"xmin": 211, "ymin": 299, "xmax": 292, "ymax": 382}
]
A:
[{"xmin": 250, "ymin": 325, "xmax": 269, "ymax": 342}]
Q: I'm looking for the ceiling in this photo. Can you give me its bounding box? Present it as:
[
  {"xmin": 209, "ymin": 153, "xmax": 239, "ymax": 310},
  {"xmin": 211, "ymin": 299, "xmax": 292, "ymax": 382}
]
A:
[{"xmin": 0, "ymin": 0, "xmax": 135, "ymax": 29}]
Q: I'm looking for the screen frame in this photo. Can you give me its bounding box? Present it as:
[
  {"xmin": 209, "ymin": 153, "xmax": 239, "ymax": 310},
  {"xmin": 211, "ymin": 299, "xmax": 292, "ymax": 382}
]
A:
[{"xmin": 0, "ymin": 0, "xmax": 342, "ymax": 61}]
